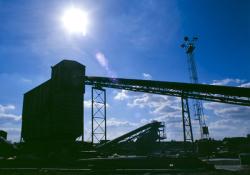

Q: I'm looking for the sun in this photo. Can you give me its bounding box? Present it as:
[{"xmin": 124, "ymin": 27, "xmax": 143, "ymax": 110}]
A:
[{"xmin": 61, "ymin": 7, "xmax": 89, "ymax": 36}]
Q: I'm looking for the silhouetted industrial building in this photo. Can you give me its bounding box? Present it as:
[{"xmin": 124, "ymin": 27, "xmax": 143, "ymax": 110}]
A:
[{"xmin": 21, "ymin": 60, "xmax": 85, "ymax": 143}]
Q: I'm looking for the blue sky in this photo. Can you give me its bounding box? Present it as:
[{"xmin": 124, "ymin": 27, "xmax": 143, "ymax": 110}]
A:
[{"xmin": 0, "ymin": 0, "xmax": 250, "ymax": 142}]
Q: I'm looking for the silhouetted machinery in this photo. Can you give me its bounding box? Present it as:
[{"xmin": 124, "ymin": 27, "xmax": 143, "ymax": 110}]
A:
[
  {"xmin": 21, "ymin": 60, "xmax": 85, "ymax": 146},
  {"xmin": 97, "ymin": 121, "xmax": 165, "ymax": 154},
  {"xmin": 20, "ymin": 60, "xmax": 250, "ymax": 154},
  {"xmin": 0, "ymin": 130, "xmax": 16, "ymax": 157},
  {"xmin": 0, "ymin": 130, "xmax": 7, "ymax": 140}
]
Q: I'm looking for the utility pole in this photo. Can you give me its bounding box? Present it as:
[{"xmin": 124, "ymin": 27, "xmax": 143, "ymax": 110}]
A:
[{"xmin": 181, "ymin": 36, "xmax": 209, "ymax": 139}]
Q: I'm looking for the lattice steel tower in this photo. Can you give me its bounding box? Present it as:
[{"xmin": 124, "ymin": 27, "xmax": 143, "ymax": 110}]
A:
[
  {"xmin": 91, "ymin": 86, "xmax": 107, "ymax": 143},
  {"xmin": 181, "ymin": 36, "xmax": 209, "ymax": 139}
]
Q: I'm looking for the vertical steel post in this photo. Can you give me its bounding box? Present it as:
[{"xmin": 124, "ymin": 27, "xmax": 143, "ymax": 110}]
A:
[
  {"xmin": 181, "ymin": 96, "xmax": 194, "ymax": 143},
  {"xmin": 104, "ymin": 88, "xmax": 107, "ymax": 140},
  {"xmin": 82, "ymin": 93, "xmax": 84, "ymax": 142},
  {"xmin": 91, "ymin": 86, "xmax": 107, "ymax": 144},
  {"xmin": 91, "ymin": 87, "xmax": 94, "ymax": 143}
]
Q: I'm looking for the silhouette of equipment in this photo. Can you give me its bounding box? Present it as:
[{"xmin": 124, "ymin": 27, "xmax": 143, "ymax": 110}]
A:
[
  {"xmin": 20, "ymin": 60, "xmax": 250, "ymax": 150},
  {"xmin": 97, "ymin": 121, "xmax": 165, "ymax": 153}
]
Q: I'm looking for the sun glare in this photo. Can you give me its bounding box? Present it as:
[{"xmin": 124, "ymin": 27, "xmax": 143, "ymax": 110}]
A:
[{"xmin": 61, "ymin": 7, "xmax": 89, "ymax": 36}]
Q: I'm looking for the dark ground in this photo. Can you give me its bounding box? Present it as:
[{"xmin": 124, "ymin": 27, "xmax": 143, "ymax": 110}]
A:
[{"xmin": 0, "ymin": 169, "xmax": 250, "ymax": 175}]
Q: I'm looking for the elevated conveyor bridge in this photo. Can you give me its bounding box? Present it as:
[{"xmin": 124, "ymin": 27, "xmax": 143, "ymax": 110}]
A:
[
  {"xmin": 85, "ymin": 76, "xmax": 250, "ymax": 106},
  {"xmin": 85, "ymin": 76, "xmax": 250, "ymax": 143}
]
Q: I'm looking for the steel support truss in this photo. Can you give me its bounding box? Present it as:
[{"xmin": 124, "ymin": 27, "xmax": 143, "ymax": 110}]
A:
[
  {"xmin": 85, "ymin": 76, "xmax": 250, "ymax": 106},
  {"xmin": 91, "ymin": 86, "xmax": 107, "ymax": 143},
  {"xmin": 181, "ymin": 96, "xmax": 194, "ymax": 143}
]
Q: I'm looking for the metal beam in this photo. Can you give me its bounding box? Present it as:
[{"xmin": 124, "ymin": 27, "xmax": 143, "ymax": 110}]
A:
[
  {"xmin": 91, "ymin": 87, "xmax": 107, "ymax": 144},
  {"xmin": 85, "ymin": 76, "xmax": 250, "ymax": 106},
  {"xmin": 181, "ymin": 96, "xmax": 193, "ymax": 143}
]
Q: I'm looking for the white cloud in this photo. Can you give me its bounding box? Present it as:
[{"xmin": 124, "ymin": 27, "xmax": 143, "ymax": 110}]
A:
[
  {"xmin": 114, "ymin": 90, "xmax": 186, "ymax": 140},
  {"xmin": 0, "ymin": 104, "xmax": 21, "ymax": 122},
  {"xmin": 142, "ymin": 73, "xmax": 152, "ymax": 80},
  {"xmin": 211, "ymin": 78, "xmax": 245, "ymax": 86},
  {"xmin": 114, "ymin": 90, "xmax": 129, "ymax": 100},
  {"xmin": 203, "ymin": 102, "xmax": 250, "ymax": 119},
  {"xmin": 0, "ymin": 113, "xmax": 21, "ymax": 122},
  {"xmin": 0, "ymin": 104, "xmax": 21, "ymax": 141},
  {"xmin": 0, "ymin": 104, "xmax": 15, "ymax": 113},
  {"xmin": 208, "ymin": 119, "xmax": 250, "ymax": 139},
  {"xmin": 125, "ymin": 93, "xmax": 187, "ymax": 140},
  {"xmin": 20, "ymin": 78, "xmax": 32, "ymax": 83},
  {"xmin": 84, "ymin": 100, "xmax": 92, "ymax": 108},
  {"xmin": 107, "ymin": 117, "xmax": 138, "ymax": 127},
  {"xmin": 239, "ymin": 82, "xmax": 250, "ymax": 88},
  {"xmin": 204, "ymin": 102, "xmax": 250, "ymax": 139},
  {"xmin": 209, "ymin": 119, "xmax": 240, "ymax": 130},
  {"xmin": 127, "ymin": 93, "xmax": 149, "ymax": 108},
  {"xmin": 121, "ymin": 88, "xmax": 248, "ymax": 140},
  {"xmin": 106, "ymin": 117, "xmax": 140, "ymax": 139},
  {"xmin": 84, "ymin": 100, "xmax": 110, "ymax": 108},
  {"xmin": 127, "ymin": 94, "xmax": 181, "ymax": 118}
]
